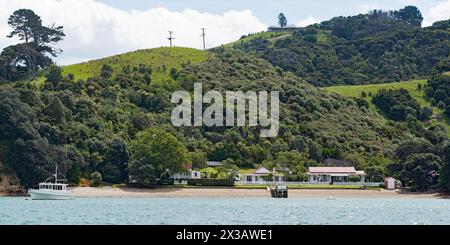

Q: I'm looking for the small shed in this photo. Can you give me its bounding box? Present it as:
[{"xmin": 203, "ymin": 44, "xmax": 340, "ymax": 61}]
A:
[{"xmin": 384, "ymin": 177, "xmax": 396, "ymax": 190}]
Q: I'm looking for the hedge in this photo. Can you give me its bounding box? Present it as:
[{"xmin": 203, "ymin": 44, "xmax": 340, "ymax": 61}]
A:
[{"xmin": 187, "ymin": 178, "xmax": 235, "ymax": 186}]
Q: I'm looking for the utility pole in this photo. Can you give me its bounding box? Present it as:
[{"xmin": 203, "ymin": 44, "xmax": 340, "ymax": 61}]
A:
[
  {"xmin": 168, "ymin": 31, "xmax": 175, "ymax": 47},
  {"xmin": 201, "ymin": 28, "xmax": 206, "ymax": 51}
]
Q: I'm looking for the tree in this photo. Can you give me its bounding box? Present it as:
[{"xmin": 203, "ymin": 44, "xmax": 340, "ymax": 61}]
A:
[
  {"xmin": 10, "ymin": 137, "xmax": 72, "ymax": 188},
  {"xmin": 402, "ymin": 153, "xmax": 441, "ymax": 190},
  {"xmin": 372, "ymin": 89, "xmax": 422, "ymax": 121},
  {"xmin": 418, "ymin": 107, "xmax": 433, "ymax": 121},
  {"xmin": 3, "ymin": 9, "xmax": 65, "ymax": 80},
  {"xmin": 46, "ymin": 64, "xmax": 63, "ymax": 86},
  {"xmin": 274, "ymin": 151, "xmax": 309, "ymax": 176},
  {"xmin": 437, "ymin": 101, "xmax": 446, "ymax": 110},
  {"xmin": 278, "ymin": 13, "xmax": 287, "ymax": 28},
  {"xmin": 394, "ymin": 6, "xmax": 423, "ymax": 27},
  {"xmin": 365, "ymin": 166, "xmax": 384, "ymax": 182},
  {"xmin": 45, "ymin": 97, "xmax": 66, "ymax": 124},
  {"xmin": 100, "ymin": 64, "xmax": 113, "ymax": 79},
  {"xmin": 0, "ymin": 86, "xmax": 39, "ymax": 140},
  {"xmin": 395, "ymin": 138, "xmax": 434, "ymax": 162},
  {"xmin": 169, "ymin": 67, "xmax": 178, "ymax": 80},
  {"xmin": 440, "ymin": 141, "xmax": 450, "ymax": 192},
  {"xmin": 100, "ymin": 138, "xmax": 129, "ymax": 183},
  {"xmin": 190, "ymin": 150, "xmax": 207, "ymax": 169},
  {"xmin": 128, "ymin": 128, "xmax": 187, "ymax": 185},
  {"xmin": 90, "ymin": 171, "xmax": 102, "ymax": 187},
  {"xmin": 8, "ymin": 9, "xmax": 65, "ymax": 57},
  {"xmin": 7, "ymin": 9, "xmax": 41, "ymax": 43}
]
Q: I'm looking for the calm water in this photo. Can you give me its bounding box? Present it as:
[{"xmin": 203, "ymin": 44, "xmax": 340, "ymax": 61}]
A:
[{"xmin": 1, "ymin": 197, "xmax": 449, "ymax": 225}]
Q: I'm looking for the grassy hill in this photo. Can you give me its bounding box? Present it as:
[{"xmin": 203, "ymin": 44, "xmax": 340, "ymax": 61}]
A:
[
  {"xmin": 63, "ymin": 47, "xmax": 209, "ymax": 83},
  {"xmin": 325, "ymin": 80, "xmax": 428, "ymax": 109},
  {"xmin": 223, "ymin": 31, "xmax": 292, "ymax": 48},
  {"xmin": 324, "ymin": 80, "xmax": 450, "ymax": 132}
]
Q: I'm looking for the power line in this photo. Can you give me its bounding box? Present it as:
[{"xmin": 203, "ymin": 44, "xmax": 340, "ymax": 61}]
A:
[
  {"xmin": 201, "ymin": 28, "xmax": 206, "ymax": 51},
  {"xmin": 167, "ymin": 31, "xmax": 175, "ymax": 47}
]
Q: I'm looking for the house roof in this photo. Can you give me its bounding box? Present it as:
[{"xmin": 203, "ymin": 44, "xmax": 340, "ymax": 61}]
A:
[
  {"xmin": 268, "ymin": 24, "xmax": 299, "ymax": 29},
  {"xmin": 308, "ymin": 167, "xmax": 357, "ymax": 174},
  {"xmin": 253, "ymin": 167, "xmax": 271, "ymax": 175},
  {"xmin": 207, "ymin": 161, "xmax": 223, "ymax": 166},
  {"xmin": 184, "ymin": 163, "xmax": 193, "ymax": 171}
]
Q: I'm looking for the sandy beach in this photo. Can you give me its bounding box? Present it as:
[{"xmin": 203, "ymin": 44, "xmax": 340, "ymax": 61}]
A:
[{"xmin": 69, "ymin": 187, "xmax": 444, "ymax": 199}]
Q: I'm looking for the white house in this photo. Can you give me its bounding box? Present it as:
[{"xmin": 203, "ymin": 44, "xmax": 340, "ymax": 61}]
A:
[
  {"xmin": 241, "ymin": 167, "xmax": 284, "ymax": 183},
  {"xmin": 307, "ymin": 167, "xmax": 366, "ymax": 183},
  {"xmin": 267, "ymin": 24, "xmax": 300, "ymax": 32},
  {"xmin": 173, "ymin": 163, "xmax": 201, "ymax": 183}
]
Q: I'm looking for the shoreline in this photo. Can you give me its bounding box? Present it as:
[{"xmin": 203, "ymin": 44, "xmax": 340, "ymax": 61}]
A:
[
  {"xmin": 71, "ymin": 187, "xmax": 444, "ymax": 199},
  {"xmin": 2, "ymin": 187, "xmax": 447, "ymax": 199}
]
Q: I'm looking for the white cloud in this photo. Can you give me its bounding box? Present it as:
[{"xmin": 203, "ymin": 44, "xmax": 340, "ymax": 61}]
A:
[
  {"xmin": 0, "ymin": 0, "xmax": 266, "ymax": 65},
  {"xmin": 356, "ymin": 3, "xmax": 381, "ymax": 14},
  {"xmin": 296, "ymin": 16, "xmax": 319, "ymax": 27},
  {"xmin": 423, "ymin": 0, "xmax": 450, "ymax": 26}
]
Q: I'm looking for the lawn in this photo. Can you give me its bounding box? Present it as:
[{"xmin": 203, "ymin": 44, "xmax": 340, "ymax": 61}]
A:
[
  {"xmin": 63, "ymin": 47, "xmax": 209, "ymax": 84},
  {"xmin": 324, "ymin": 79, "xmax": 429, "ymax": 108},
  {"xmin": 324, "ymin": 79, "xmax": 450, "ymax": 133},
  {"xmin": 223, "ymin": 31, "xmax": 292, "ymax": 48},
  {"xmin": 168, "ymin": 184, "xmax": 379, "ymax": 190}
]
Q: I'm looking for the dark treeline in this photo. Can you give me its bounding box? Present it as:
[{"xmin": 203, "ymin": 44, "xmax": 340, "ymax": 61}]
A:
[
  {"xmin": 425, "ymin": 74, "xmax": 450, "ymax": 117},
  {"xmin": 372, "ymin": 88, "xmax": 432, "ymax": 122}
]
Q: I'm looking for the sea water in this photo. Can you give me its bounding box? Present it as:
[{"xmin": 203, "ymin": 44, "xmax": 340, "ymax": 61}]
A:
[{"xmin": 0, "ymin": 197, "xmax": 449, "ymax": 225}]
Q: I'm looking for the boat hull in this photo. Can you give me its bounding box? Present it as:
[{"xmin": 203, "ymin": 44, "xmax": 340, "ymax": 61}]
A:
[{"xmin": 29, "ymin": 189, "xmax": 74, "ymax": 200}]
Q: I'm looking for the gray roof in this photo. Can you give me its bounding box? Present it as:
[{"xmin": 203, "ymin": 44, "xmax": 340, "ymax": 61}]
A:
[
  {"xmin": 207, "ymin": 161, "xmax": 223, "ymax": 166},
  {"xmin": 268, "ymin": 24, "xmax": 299, "ymax": 29}
]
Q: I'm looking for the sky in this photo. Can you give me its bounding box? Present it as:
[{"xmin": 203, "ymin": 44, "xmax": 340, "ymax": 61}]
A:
[{"xmin": 0, "ymin": 0, "xmax": 449, "ymax": 65}]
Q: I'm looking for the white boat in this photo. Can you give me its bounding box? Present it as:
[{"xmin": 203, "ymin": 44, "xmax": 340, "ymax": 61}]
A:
[
  {"xmin": 29, "ymin": 182, "xmax": 73, "ymax": 200},
  {"xmin": 28, "ymin": 166, "xmax": 74, "ymax": 200}
]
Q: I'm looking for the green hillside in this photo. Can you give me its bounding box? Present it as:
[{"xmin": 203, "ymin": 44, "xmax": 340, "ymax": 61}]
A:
[
  {"xmin": 325, "ymin": 80, "xmax": 428, "ymax": 109},
  {"xmin": 1, "ymin": 47, "xmax": 417, "ymax": 188},
  {"xmin": 63, "ymin": 47, "xmax": 209, "ymax": 83},
  {"xmin": 233, "ymin": 12, "xmax": 450, "ymax": 87},
  {"xmin": 324, "ymin": 80, "xmax": 450, "ymax": 132},
  {"xmin": 223, "ymin": 31, "xmax": 292, "ymax": 48}
]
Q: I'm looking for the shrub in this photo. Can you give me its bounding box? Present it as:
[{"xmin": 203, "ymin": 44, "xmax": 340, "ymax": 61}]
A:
[
  {"xmin": 90, "ymin": 171, "xmax": 102, "ymax": 187},
  {"xmin": 79, "ymin": 178, "xmax": 92, "ymax": 187},
  {"xmin": 187, "ymin": 178, "xmax": 235, "ymax": 186},
  {"xmin": 100, "ymin": 65, "xmax": 113, "ymax": 79},
  {"xmin": 46, "ymin": 65, "xmax": 63, "ymax": 85}
]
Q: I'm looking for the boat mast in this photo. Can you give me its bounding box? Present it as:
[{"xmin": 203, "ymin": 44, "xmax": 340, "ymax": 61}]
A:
[{"xmin": 55, "ymin": 164, "xmax": 58, "ymax": 184}]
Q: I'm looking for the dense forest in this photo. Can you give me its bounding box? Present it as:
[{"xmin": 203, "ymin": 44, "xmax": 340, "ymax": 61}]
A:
[
  {"xmin": 234, "ymin": 6, "xmax": 450, "ymax": 87},
  {"xmin": 425, "ymin": 74, "xmax": 450, "ymax": 117},
  {"xmin": 372, "ymin": 88, "xmax": 432, "ymax": 122},
  {"xmin": 1, "ymin": 6, "xmax": 450, "ymax": 192}
]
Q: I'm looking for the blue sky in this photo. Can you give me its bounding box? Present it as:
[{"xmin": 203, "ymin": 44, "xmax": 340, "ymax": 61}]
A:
[
  {"xmin": 98, "ymin": 0, "xmax": 443, "ymax": 25},
  {"xmin": 1, "ymin": 0, "xmax": 449, "ymax": 65}
]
